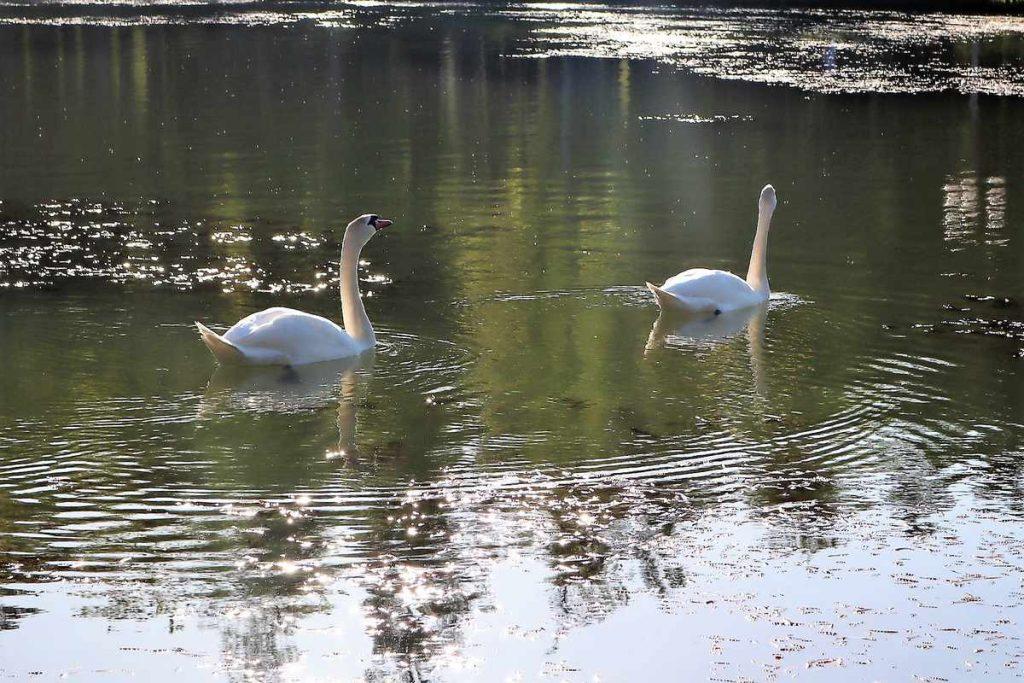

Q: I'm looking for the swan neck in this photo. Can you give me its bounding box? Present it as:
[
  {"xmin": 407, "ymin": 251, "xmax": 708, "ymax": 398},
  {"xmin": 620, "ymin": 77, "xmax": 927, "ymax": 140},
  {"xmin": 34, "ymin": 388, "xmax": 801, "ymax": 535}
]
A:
[
  {"xmin": 745, "ymin": 208, "xmax": 772, "ymax": 296},
  {"xmin": 340, "ymin": 234, "xmax": 374, "ymax": 348}
]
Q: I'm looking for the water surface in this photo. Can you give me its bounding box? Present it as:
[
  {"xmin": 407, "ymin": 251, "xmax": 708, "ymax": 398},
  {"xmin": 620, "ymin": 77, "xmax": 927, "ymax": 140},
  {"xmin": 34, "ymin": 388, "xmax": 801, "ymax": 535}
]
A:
[{"xmin": 2, "ymin": 2, "xmax": 1024, "ymax": 681}]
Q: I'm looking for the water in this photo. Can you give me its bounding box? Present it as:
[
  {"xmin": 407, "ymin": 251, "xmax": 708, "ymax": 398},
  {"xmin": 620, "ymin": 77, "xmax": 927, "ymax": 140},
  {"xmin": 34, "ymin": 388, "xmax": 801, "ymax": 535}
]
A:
[{"xmin": 1, "ymin": 2, "xmax": 1024, "ymax": 680}]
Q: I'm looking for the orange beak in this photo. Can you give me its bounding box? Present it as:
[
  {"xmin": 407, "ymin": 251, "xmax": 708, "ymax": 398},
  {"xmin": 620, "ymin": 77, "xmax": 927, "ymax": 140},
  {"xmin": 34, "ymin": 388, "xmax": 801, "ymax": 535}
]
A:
[{"xmin": 374, "ymin": 218, "xmax": 393, "ymax": 231}]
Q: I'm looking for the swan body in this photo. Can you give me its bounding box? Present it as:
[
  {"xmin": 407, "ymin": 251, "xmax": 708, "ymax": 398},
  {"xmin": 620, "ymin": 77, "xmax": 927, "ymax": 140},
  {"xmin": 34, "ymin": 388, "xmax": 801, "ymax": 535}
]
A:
[
  {"xmin": 196, "ymin": 214, "xmax": 392, "ymax": 366},
  {"xmin": 647, "ymin": 185, "xmax": 777, "ymax": 316},
  {"xmin": 196, "ymin": 308, "xmax": 360, "ymax": 366}
]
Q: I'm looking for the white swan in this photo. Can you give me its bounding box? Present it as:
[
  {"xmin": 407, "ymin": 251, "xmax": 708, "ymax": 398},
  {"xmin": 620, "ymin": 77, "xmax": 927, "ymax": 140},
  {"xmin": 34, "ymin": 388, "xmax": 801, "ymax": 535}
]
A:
[
  {"xmin": 195, "ymin": 213, "xmax": 392, "ymax": 366},
  {"xmin": 647, "ymin": 185, "xmax": 777, "ymax": 315}
]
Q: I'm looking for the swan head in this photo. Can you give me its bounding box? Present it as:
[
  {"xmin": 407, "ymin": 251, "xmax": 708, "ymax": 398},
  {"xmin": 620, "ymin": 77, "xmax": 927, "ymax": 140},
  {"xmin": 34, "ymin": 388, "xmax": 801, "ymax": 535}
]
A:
[
  {"xmin": 344, "ymin": 213, "xmax": 393, "ymax": 246},
  {"xmin": 758, "ymin": 184, "xmax": 777, "ymax": 215}
]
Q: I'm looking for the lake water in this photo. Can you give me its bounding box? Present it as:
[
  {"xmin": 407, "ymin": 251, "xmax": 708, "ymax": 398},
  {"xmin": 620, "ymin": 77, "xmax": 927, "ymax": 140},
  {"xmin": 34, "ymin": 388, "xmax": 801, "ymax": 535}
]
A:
[{"xmin": 2, "ymin": 2, "xmax": 1024, "ymax": 680}]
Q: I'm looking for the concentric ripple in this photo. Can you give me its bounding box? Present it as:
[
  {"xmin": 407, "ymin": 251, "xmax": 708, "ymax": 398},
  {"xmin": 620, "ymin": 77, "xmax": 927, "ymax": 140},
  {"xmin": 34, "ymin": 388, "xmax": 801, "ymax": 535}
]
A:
[
  {"xmin": 1, "ymin": 2, "xmax": 1023, "ymax": 678},
  {"xmin": 0, "ymin": 285, "xmax": 995, "ymax": 593}
]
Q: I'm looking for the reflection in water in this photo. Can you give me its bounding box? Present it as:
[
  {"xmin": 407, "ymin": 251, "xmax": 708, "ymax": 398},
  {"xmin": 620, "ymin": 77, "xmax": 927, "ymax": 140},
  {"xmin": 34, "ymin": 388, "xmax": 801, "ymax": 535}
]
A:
[
  {"xmin": 645, "ymin": 302, "xmax": 768, "ymax": 349},
  {"xmin": 943, "ymin": 172, "xmax": 1007, "ymax": 252},
  {"xmin": 7, "ymin": 2, "xmax": 1021, "ymax": 94},
  {"xmin": 0, "ymin": 3, "xmax": 1024, "ymax": 681},
  {"xmin": 645, "ymin": 302, "xmax": 769, "ymax": 396},
  {"xmin": 201, "ymin": 356, "xmax": 371, "ymax": 465},
  {"xmin": 508, "ymin": 3, "xmax": 1024, "ymax": 95}
]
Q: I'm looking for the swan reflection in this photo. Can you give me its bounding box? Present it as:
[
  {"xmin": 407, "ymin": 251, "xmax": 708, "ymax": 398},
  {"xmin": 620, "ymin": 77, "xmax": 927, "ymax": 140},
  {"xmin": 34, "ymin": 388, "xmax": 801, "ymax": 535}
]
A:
[
  {"xmin": 200, "ymin": 356, "xmax": 372, "ymax": 463},
  {"xmin": 645, "ymin": 303, "xmax": 768, "ymax": 394}
]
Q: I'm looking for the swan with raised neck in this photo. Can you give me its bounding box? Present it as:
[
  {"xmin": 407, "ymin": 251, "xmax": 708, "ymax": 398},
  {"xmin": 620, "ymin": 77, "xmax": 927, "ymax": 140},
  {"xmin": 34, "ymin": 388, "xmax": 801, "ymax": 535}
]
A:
[
  {"xmin": 196, "ymin": 213, "xmax": 393, "ymax": 366},
  {"xmin": 647, "ymin": 185, "xmax": 777, "ymax": 316}
]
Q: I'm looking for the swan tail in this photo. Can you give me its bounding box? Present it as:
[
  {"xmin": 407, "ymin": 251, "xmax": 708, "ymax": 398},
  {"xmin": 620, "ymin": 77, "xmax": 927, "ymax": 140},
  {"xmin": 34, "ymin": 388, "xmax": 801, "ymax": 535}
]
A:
[
  {"xmin": 645, "ymin": 282, "xmax": 719, "ymax": 316},
  {"xmin": 195, "ymin": 322, "xmax": 246, "ymax": 365}
]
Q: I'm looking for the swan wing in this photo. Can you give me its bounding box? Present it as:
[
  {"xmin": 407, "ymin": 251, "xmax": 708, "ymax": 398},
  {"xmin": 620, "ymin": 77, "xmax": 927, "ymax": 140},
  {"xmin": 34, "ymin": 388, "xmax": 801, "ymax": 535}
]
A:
[
  {"xmin": 646, "ymin": 282, "xmax": 719, "ymax": 315},
  {"xmin": 661, "ymin": 269, "xmax": 758, "ymax": 311},
  {"xmin": 222, "ymin": 307, "xmax": 358, "ymax": 365}
]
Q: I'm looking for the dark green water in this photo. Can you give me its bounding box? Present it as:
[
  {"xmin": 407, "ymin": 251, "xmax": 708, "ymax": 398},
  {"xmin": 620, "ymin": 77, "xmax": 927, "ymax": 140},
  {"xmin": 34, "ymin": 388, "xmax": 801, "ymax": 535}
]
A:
[{"xmin": 1, "ymin": 3, "xmax": 1024, "ymax": 680}]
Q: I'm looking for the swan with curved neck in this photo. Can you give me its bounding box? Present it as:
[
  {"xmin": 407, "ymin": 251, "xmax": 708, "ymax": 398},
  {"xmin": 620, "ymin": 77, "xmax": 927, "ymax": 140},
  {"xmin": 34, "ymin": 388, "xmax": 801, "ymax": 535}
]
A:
[
  {"xmin": 195, "ymin": 213, "xmax": 392, "ymax": 366},
  {"xmin": 647, "ymin": 185, "xmax": 777, "ymax": 315}
]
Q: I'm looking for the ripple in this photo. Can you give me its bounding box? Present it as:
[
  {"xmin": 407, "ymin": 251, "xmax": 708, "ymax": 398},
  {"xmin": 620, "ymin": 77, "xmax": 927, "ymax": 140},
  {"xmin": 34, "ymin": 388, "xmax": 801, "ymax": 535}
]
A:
[{"xmin": 0, "ymin": 323, "xmax": 937, "ymax": 565}]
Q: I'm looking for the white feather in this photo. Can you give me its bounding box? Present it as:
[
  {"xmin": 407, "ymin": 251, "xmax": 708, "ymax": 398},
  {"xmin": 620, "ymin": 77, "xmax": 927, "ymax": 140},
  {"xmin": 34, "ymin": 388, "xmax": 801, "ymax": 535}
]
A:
[{"xmin": 196, "ymin": 214, "xmax": 390, "ymax": 366}]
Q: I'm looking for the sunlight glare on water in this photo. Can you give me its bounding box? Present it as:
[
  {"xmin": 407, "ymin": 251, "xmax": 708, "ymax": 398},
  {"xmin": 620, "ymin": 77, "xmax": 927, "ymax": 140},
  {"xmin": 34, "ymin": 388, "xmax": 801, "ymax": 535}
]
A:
[{"xmin": 1, "ymin": 1, "xmax": 1024, "ymax": 681}]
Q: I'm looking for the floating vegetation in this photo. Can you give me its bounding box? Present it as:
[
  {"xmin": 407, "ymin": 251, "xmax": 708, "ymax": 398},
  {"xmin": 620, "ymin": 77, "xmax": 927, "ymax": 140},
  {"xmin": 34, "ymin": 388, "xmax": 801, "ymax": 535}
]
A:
[{"xmin": 915, "ymin": 295, "xmax": 1024, "ymax": 357}]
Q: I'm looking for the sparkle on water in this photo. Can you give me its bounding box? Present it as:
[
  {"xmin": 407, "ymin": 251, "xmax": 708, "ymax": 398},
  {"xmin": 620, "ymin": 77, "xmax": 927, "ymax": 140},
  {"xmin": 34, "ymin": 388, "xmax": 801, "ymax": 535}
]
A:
[
  {"xmin": 1, "ymin": 1, "xmax": 1024, "ymax": 681},
  {"xmin": 2, "ymin": 1, "xmax": 1023, "ymax": 94}
]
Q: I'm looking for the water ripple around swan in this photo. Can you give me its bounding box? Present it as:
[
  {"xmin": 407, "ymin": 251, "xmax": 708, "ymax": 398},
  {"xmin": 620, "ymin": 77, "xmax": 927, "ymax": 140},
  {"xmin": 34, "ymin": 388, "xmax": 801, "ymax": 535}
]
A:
[{"xmin": 0, "ymin": 286, "xmax": 981, "ymax": 590}]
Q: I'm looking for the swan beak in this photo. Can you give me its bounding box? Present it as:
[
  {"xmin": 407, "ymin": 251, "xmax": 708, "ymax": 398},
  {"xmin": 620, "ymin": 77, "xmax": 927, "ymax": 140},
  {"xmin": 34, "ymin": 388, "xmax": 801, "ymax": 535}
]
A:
[{"xmin": 374, "ymin": 218, "xmax": 393, "ymax": 231}]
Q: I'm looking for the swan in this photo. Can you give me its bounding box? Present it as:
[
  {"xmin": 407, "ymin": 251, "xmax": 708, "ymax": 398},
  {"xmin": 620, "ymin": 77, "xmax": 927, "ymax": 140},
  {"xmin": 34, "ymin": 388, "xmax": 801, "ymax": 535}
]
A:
[
  {"xmin": 195, "ymin": 213, "xmax": 392, "ymax": 366},
  {"xmin": 647, "ymin": 184, "xmax": 777, "ymax": 315}
]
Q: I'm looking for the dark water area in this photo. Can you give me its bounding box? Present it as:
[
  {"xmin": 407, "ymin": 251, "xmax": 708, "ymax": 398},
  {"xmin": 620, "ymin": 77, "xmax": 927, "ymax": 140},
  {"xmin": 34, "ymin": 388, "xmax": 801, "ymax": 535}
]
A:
[{"xmin": 1, "ymin": 2, "xmax": 1024, "ymax": 681}]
